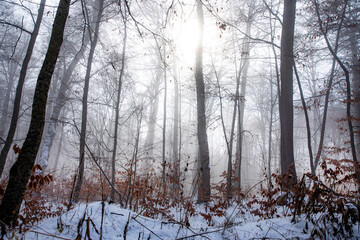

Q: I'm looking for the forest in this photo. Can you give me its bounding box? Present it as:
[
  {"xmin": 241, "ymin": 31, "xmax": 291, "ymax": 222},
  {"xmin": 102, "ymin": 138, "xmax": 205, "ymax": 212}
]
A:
[{"xmin": 0, "ymin": 0, "xmax": 359, "ymax": 239}]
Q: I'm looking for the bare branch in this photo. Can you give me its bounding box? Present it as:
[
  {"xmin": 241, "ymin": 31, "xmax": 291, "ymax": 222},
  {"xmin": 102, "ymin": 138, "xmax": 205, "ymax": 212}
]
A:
[{"xmin": 0, "ymin": 20, "xmax": 31, "ymax": 34}]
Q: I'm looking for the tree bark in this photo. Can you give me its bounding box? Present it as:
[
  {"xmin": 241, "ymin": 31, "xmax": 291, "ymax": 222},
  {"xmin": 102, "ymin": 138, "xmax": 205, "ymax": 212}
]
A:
[
  {"xmin": 73, "ymin": 0, "xmax": 104, "ymax": 203},
  {"xmin": 0, "ymin": 0, "xmax": 46, "ymax": 177},
  {"xmin": 279, "ymin": 0, "xmax": 297, "ymax": 187},
  {"xmin": 0, "ymin": 0, "xmax": 69, "ymax": 227},
  {"xmin": 195, "ymin": 0, "xmax": 210, "ymax": 203}
]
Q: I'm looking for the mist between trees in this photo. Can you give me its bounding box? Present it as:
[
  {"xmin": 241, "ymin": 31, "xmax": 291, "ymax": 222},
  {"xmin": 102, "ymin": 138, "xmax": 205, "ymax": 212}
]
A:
[{"xmin": 0, "ymin": 0, "xmax": 359, "ymax": 231}]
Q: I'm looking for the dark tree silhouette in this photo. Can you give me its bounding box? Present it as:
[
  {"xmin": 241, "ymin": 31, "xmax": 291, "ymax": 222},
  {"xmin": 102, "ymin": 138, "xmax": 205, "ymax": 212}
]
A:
[
  {"xmin": 0, "ymin": 0, "xmax": 46, "ymax": 177},
  {"xmin": 279, "ymin": 0, "xmax": 297, "ymax": 187},
  {"xmin": 0, "ymin": 0, "xmax": 70, "ymax": 227}
]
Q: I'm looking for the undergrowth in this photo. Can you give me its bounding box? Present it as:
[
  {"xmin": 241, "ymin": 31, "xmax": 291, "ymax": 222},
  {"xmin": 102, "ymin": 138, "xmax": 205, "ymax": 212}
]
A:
[{"xmin": 0, "ymin": 152, "xmax": 359, "ymax": 239}]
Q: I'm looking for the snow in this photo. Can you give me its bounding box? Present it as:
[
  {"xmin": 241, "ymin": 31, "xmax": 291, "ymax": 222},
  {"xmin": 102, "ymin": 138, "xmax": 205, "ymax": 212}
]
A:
[{"xmin": 5, "ymin": 201, "xmax": 360, "ymax": 239}]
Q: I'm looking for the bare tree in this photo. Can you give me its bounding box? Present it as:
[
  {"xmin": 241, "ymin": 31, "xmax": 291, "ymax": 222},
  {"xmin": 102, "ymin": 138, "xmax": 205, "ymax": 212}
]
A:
[
  {"xmin": 73, "ymin": 0, "xmax": 104, "ymax": 203},
  {"xmin": 0, "ymin": 0, "xmax": 46, "ymax": 177},
  {"xmin": 313, "ymin": 0, "xmax": 358, "ymax": 168},
  {"xmin": 110, "ymin": 16, "xmax": 127, "ymax": 203},
  {"xmin": 37, "ymin": 17, "xmax": 91, "ymax": 170},
  {"xmin": 0, "ymin": 0, "xmax": 70, "ymax": 227},
  {"xmin": 233, "ymin": 5, "xmax": 254, "ymax": 199},
  {"xmin": 195, "ymin": 0, "xmax": 210, "ymax": 203}
]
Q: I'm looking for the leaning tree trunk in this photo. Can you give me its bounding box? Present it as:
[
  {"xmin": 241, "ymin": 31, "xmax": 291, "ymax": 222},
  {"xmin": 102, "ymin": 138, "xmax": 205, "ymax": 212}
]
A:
[
  {"xmin": 0, "ymin": 0, "xmax": 46, "ymax": 177},
  {"xmin": 313, "ymin": 0, "xmax": 358, "ymax": 169},
  {"xmin": 294, "ymin": 62, "xmax": 314, "ymax": 174},
  {"xmin": 195, "ymin": 0, "xmax": 210, "ymax": 203},
  {"xmin": 73, "ymin": 0, "xmax": 104, "ymax": 203},
  {"xmin": 0, "ymin": 0, "xmax": 69, "ymax": 227},
  {"xmin": 279, "ymin": 0, "xmax": 297, "ymax": 188},
  {"xmin": 37, "ymin": 25, "xmax": 90, "ymax": 170}
]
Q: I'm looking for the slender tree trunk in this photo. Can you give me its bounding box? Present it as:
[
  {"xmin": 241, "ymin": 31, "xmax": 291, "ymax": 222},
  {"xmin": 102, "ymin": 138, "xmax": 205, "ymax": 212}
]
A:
[
  {"xmin": 52, "ymin": 125, "xmax": 64, "ymax": 174},
  {"xmin": 349, "ymin": 28, "xmax": 360, "ymax": 161},
  {"xmin": 110, "ymin": 20, "xmax": 127, "ymax": 203},
  {"xmin": 267, "ymin": 78, "xmax": 275, "ymax": 189},
  {"xmin": 195, "ymin": 0, "xmax": 210, "ymax": 203},
  {"xmin": 213, "ymin": 62, "xmax": 231, "ymax": 201},
  {"xmin": 294, "ymin": 62, "xmax": 314, "ymax": 174},
  {"xmin": 0, "ymin": 0, "xmax": 69, "ymax": 227},
  {"xmin": 162, "ymin": 45, "xmax": 167, "ymax": 194},
  {"xmin": 313, "ymin": 59, "xmax": 336, "ymax": 170},
  {"xmin": 144, "ymin": 60, "xmax": 163, "ymax": 161},
  {"xmin": 73, "ymin": 0, "xmax": 104, "ymax": 203},
  {"xmin": 267, "ymin": 9, "xmax": 280, "ymax": 189},
  {"xmin": 0, "ymin": 0, "xmax": 46, "ymax": 177},
  {"xmin": 279, "ymin": 0, "xmax": 297, "ymax": 187},
  {"xmin": 313, "ymin": 0, "xmax": 353, "ymax": 170},
  {"xmin": 125, "ymin": 112, "xmax": 142, "ymax": 208},
  {"xmin": 234, "ymin": 13, "xmax": 252, "ymax": 197},
  {"xmin": 172, "ymin": 58, "xmax": 180, "ymax": 194},
  {"xmin": 229, "ymin": 54, "xmax": 241, "ymax": 198}
]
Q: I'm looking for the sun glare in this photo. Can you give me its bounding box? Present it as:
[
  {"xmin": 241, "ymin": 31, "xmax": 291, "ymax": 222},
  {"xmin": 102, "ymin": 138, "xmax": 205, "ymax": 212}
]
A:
[{"xmin": 175, "ymin": 18, "xmax": 200, "ymax": 65}]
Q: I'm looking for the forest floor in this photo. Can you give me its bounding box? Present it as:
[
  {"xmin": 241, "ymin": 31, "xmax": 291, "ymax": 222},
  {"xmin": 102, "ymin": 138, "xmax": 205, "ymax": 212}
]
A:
[{"xmin": 9, "ymin": 200, "xmax": 360, "ymax": 240}]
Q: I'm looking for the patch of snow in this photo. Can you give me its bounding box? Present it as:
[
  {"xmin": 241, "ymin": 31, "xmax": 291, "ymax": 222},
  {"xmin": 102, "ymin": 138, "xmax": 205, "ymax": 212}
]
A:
[{"xmin": 4, "ymin": 201, "xmax": 360, "ymax": 239}]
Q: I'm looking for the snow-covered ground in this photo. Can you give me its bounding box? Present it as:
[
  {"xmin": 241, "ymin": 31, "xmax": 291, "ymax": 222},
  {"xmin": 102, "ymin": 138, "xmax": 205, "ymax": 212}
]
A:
[{"xmin": 5, "ymin": 201, "xmax": 360, "ymax": 239}]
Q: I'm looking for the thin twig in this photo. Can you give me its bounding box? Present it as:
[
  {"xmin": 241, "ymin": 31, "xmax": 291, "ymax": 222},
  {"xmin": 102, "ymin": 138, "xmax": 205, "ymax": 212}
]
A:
[
  {"xmin": 131, "ymin": 216, "xmax": 164, "ymax": 240},
  {"xmin": 175, "ymin": 229, "xmax": 222, "ymax": 240}
]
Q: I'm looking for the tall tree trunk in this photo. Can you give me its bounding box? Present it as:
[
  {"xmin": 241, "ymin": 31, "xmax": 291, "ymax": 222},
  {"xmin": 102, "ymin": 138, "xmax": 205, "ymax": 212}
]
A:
[
  {"xmin": 0, "ymin": 0, "xmax": 69, "ymax": 227},
  {"xmin": 0, "ymin": 0, "xmax": 46, "ymax": 177},
  {"xmin": 110, "ymin": 20, "xmax": 127, "ymax": 203},
  {"xmin": 37, "ymin": 29, "xmax": 90, "ymax": 170},
  {"xmin": 234, "ymin": 11, "xmax": 252, "ymax": 197},
  {"xmin": 162, "ymin": 45, "xmax": 167, "ymax": 194},
  {"xmin": 267, "ymin": 77, "xmax": 276, "ymax": 189},
  {"xmin": 195, "ymin": 0, "xmax": 210, "ymax": 203},
  {"xmin": 73, "ymin": 0, "xmax": 104, "ymax": 203},
  {"xmin": 267, "ymin": 8, "xmax": 280, "ymax": 189},
  {"xmin": 279, "ymin": 0, "xmax": 297, "ymax": 187},
  {"xmin": 349, "ymin": 28, "xmax": 360, "ymax": 161},
  {"xmin": 172, "ymin": 58, "xmax": 180, "ymax": 195}
]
